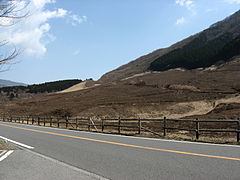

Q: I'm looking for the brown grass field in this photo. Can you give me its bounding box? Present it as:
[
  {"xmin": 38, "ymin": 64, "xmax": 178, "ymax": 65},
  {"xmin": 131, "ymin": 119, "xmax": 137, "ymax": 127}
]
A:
[
  {"xmin": 1, "ymin": 58, "xmax": 240, "ymax": 119},
  {"xmin": 1, "ymin": 58, "xmax": 240, "ymax": 144}
]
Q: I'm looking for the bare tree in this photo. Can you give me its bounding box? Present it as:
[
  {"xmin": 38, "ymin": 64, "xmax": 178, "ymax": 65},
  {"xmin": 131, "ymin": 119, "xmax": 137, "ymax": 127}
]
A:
[{"xmin": 0, "ymin": 0, "xmax": 28, "ymax": 71}]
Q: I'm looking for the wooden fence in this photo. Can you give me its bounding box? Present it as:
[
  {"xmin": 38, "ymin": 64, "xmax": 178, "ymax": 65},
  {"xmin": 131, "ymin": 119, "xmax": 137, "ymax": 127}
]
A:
[{"xmin": 0, "ymin": 116, "xmax": 239, "ymax": 142}]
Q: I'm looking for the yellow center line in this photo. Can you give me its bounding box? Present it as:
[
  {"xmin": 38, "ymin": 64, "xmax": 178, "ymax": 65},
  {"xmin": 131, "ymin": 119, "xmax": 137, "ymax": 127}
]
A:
[{"xmin": 1, "ymin": 123, "xmax": 240, "ymax": 161}]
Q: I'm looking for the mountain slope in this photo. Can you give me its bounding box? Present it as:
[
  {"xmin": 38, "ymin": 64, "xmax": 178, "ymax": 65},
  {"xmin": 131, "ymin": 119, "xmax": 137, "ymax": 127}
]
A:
[
  {"xmin": 99, "ymin": 10, "xmax": 240, "ymax": 82},
  {"xmin": 149, "ymin": 10, "xmax": 240, "ymax": 71},
  {"xmin": 1, "ymin": 57, "xmax": 240, "ymax": 119},
  {"xmin": 0, "ymin": 79, "xmax": 26, "ymax": 87},
  {"xmin": 99, "ymin": 36, "xmax": 196, "ymax": 83}
]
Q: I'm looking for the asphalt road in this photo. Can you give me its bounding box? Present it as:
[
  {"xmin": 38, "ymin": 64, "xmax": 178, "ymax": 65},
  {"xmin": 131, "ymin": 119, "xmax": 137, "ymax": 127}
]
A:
[
  {"xmin": 0, "ymin": 121, "xmax": 239, "ymax": 180},
  {"xmin": 0, "ymin": 149, "xmax": 102, "ymax": 180}
]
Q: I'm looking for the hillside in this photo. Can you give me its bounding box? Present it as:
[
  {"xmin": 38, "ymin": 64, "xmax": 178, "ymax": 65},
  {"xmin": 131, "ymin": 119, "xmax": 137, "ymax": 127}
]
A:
[
  {"xmin": 149, "ymin": 28, "xmax": 240, "ymax": 71},
  {"xmin": 98, "ymin": 37, "xmax": 195, "ymax": 83},
  {"xmin": 59, "ymin": 79, "xmax": 99, "ymax": 93},
  {"xmin": 0, "ymin": 79, "xmax": 26, "ymax": 87},
  {"xmin": 1, "ymin": 57, "xmax": 240, "ymax": 119},
  {"xmin": 99, "ymin": 10, "xmax": 240, "ymax": 82}
]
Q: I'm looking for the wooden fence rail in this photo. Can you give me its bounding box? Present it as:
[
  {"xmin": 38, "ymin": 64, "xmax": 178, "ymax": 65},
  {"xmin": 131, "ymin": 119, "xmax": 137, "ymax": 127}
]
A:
[{"xmin": 0, "ymin": 116, "xmax": 239, "ymax": 142}]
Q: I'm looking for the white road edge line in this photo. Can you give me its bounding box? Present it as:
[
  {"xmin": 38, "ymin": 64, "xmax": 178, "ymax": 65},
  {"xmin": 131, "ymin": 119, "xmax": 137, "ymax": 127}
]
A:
[
  {"xmin": 0, "ymin": 136, "xmax": 34, "ymax": 149},
  {"xmin": 1, "ymin": 121, "xmax": 239, "ymax": 148},
  {"xmin": 0, "ymin": 150, "xmax": 14, "ymax": 162}
]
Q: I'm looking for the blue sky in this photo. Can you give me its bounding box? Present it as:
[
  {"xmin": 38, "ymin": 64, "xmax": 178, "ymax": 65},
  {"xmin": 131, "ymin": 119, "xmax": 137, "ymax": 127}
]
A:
[{"xmin": 0, "ymin": 0, "xmax": 240, "ymax": 84}]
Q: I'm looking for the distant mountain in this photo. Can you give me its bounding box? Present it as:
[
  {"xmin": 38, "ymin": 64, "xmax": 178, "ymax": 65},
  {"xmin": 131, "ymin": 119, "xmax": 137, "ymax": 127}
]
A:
[
  {"xmin": 99, "ymin": 10, "xmax": 240, "ymax": 82},
  {"xmin": 0, "ymin": 79, "xmax": 27, "ymax": 87}
]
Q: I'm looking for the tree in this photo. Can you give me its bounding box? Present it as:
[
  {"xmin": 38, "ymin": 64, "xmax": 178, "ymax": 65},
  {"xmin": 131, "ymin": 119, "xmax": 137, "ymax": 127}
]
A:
[
  {"xmin": 0, "ymin": 0, "xmax": 28, "ymax": 71},
  {"xmin": 9, "ymin": 92, "xmax": 14, "ymax": 100}
]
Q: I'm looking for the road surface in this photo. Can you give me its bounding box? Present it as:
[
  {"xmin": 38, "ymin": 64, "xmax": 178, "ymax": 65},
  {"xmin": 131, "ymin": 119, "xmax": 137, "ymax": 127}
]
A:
[
  {"xmin": 0, "ymin": 121, "xmax": 239, "ymax": 180},
  {"xmin": 0, "ymin": 149, "xmax": 103, "ymax": 180}
]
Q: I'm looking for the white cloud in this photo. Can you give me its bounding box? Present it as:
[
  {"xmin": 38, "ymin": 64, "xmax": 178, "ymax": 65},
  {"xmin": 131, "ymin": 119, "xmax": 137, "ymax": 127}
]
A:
[
  {"xmin": 176, "ymin": 0, "xmax": 194, "ymax": 9},
  {"xmin": 69, "ymin": 14, "xmax": 87, "ymax": 26},
  {"xmin": 0, "ymin": 0, "xmax": 87, "ymax": 56},
  {"xmin": 176, "ymin": 0, "xmax": 193, "ymax": 7},
  {"xmin": 224, "ymin": 0, "xmax": 240, "ymax": 4},
  {"xmin": 175, "ymin": 0, "xmax": 196, "ymax": 14},
  {"xmin": 176, "ymin": 17, "xmax": 186, "ymax": 25},
  {"xmin": 31, "ymin": 0, "xmax": 55, "ymax": 8}
]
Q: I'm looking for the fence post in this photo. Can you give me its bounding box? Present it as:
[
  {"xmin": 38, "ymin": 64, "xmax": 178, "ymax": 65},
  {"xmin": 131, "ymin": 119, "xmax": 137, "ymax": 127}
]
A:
[
  {"xmin": 65, "ymin": 116, "xmax": 68, "ymax": 129},
  {"xmin": 101, "ymin": 119, "xmax": 104, "ymax": 132},
  {"xmin": 50, "ymin": 117, "xmax": 52, "ymax": 127},
  {"xmin": 88, "ymin": 118, "xmax": 90, "ymax": 131},
  {"xmin": 75, "ymin": 118, "xmax": 78, "ymax": 130},
  {"xmin": 44, "ymin": 117, "xmax": 46, "ymax": 126},
  {"xmin": 138, "ymin": 118, "xmax": 141, "ymax": 134},
  {"xmin": 163, "ymin": 117, "xmax": 167, "ymax": 136},
  {"xmin": 237, "ymin": 118, "xmax": 240, "ymax": 143},
  {"xmin": 118, "ymin": 118, "xmax": 121, "ymax": 134},
  {"xmin": 196, "ymin": 118, "xmax": 200, "ymax": 140},
  {"xmin": 57, "ymin": 118, "xmax": 60, "ymax": 128}
]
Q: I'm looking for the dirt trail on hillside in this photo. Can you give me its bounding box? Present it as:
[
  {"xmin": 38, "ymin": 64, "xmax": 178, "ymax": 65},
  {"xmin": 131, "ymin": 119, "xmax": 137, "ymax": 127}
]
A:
[{"xmin": 160, "ymin": 95, "xmax": 240, "ymax": 119}]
